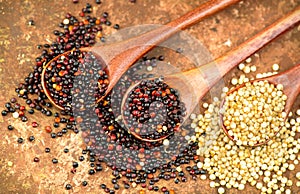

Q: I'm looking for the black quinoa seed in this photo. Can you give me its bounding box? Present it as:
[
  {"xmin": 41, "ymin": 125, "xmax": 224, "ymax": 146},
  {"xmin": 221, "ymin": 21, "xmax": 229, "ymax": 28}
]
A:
[
  {"xmin": 114, "ymin": 184, "xmax": 119, "ymax": 190},
  {"xmin": 28, "ymin": 19, "xmax": 34, "ymax": 26},
  {"xmin": 1, "ymin": 110, "xmax": 8, "ymax": 116},
  {"xmin": 5, "ymin": 103, "xmax": 11, "ymax": 109},
  {"xmin": 100, "ymin": 184, "xmax": 106, "ymax": 189},
  {"xmin": 21, "ymin": 116, "xmax": 28, "ymax": 122},
  {"xmin": 61, "ymin": 128, "xmax": 68, "ymax": 134},
  {"xmin": 82, "ymin": 150, "xmax": 87, "ymax": 155},
  {"xmin": 17, "ymin": 137, "xmax": 24, "ymax": 143},
  {"xmin": 46, "ymin": 110, "xmax": 52, "ymax": 116},
  {"xmin": 65, "ymin": 184, "xmax": 72, "ymax": 190},
  {"xmin": 79, "ymin": 156, "xmax": 85, "ymax": 161},
  {"xmin": 28, "ymin": 136, "xmax": 35, "ymax": 142},
  {"xmin": 25, "ymin": 99, "xmax": 32, "ymax": 105},
  {"xmin": 8, "ymin": 4, "xmax": 201, "ymax": 191},
  {"xmin": 56, "ymin": 131, "xmax": 63, "ymax": 137},
  {"xmin": 111, "ymin": 178, "xmax": 117, "ymax": 184},
  {"xmin": 73, "ymin": 162, "xmax": 79, "ymax": 168},
  {"xmin": 52, "ymin": 158, "xmax": 58, "ymax": 164},
  {"xmin": 109, "ymin": 190, "xmax": 115, "ymax": 194},
  {"xmin": 105, "ymin": 21, "xmax": 111, "ymax": 26},
  {"xmin": 9, "ymin": 107, "xmax": 15, "ymax": 113},
  {"xmin": 7, "ymin": 125, "xmax": 14, "ymax": 130},
  {"xmin": 102, "ymin": 12, "xmax": 108, "ymax": 18},
  {"xmin": 50, "ymin": 133, "xmax": 56, "ymax": 138},
  {"xmin": 88, "ymin": 169, "xmax": 95, "ymax": 175},
  {"xmin": 33, "ymin": 157, "xmax": 40, "ymax": 162},
  {"xmin": 158, "ymin": 55, "xmax": 165, "ymax": 61},
  {"xmin": 82, "ymin": 181, "xmax": 88, "ymax": 186},
  {"xmin": 124, "ymin": 183, "xmax": 130, "ymax": 189},
  {"xmin": 113, "ymin": 24, "xmax": 120, "ymax": 29}
]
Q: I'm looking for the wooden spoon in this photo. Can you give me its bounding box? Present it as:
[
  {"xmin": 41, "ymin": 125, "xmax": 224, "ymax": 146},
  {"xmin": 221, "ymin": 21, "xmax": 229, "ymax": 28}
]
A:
[
  {"xmin": 220, "ymin": 63, "xmax": 300, "ymax": 146},
  {"xmin": 41, "ymin": 0, "xmax": 240, "ymax": 110},
  {"xmin": 121, "ymin": 6, "xmax": 300, "ymax": 142}
]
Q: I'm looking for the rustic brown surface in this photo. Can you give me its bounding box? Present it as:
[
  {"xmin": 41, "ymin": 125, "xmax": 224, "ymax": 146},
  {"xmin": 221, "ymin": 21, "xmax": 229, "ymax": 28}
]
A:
[{"xmin": 0, "ymin": 0, "xmax": 300, "ymax": 194}]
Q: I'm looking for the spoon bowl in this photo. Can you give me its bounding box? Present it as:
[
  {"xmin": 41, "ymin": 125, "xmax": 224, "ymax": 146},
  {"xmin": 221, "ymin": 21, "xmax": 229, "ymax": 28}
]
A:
[
  {"xmin": 220, "ymin": 63, "xmax": 300, "ymax": 146},
  {"xmin": 120, "ymin": 6, "xmax": 300, "ymax": 142},
  {"xmin": 41, "ymin": 0, "xmax": 240, "ymax": 110}
]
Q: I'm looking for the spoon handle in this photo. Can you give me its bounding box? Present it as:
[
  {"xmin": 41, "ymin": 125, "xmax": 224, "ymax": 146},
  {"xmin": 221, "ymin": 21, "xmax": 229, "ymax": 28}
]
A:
[
  {"xmin": 113, "ymin": 0, "xmax": 240, "ymax": 51},
  {"xmin": 102, "ymin": 0, "xmax": 240, "ymax": 98},
  {"xmin": 215, "ymin": 6, "xmax": 300, "ymax": 78},
  {"xmin": 167, "ymin": 0, "xmax": 241, "ymax": 30},
  {"xmin": 185, "ymin": 6, "xmax": 300, "ymax": 99}
]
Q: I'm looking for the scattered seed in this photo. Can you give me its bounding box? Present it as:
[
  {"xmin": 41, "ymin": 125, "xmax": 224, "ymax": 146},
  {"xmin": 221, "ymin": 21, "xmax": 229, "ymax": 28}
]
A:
[
  {"xmin": 33, "ymin": 157, "xmax": 40, "ymax": 162},
  {"xmin": 1, "ymin": 110, "xmax": 8, "ymax": 116},
  {"xmin": 7, "ymin": 161, "xmax": 13, "ymax": 167},
  {"xmin": 272, "ymin": 63, "xmax": 280, "ymax": 71},
  {"xmin": 28, "ymin": 19, "xmax": 35, "ymax": 26},
  {"xmin": 52, "ymin": 158, "xmax": 58, "ymax": 164},
  {"xmin": 65, "ymin": 184, "xmax": 72, "ymax": 190},
  {"xmin": 82, "ymin": 181, "xmax": 88, "ymax": 186},
  {"xmin": 31, "ymin": 122, "xmax": 38, "ymax": 128},
  {"xmin": 12, "ymin": 112, "xmax": 19, "ymax": 118},
  {"xmin": 28, "ymin": 136, "xmax": 35, "ymax": 142},
  {"xmin": 17, "ymin": 137, "xmax": 24, "ymax": 144}
]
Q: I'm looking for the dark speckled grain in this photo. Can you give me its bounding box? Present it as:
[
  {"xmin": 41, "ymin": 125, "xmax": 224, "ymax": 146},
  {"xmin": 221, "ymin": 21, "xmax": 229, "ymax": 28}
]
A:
[{"xmin": 0, "ymin": 0, "xmax": 299, "ymax": 193}]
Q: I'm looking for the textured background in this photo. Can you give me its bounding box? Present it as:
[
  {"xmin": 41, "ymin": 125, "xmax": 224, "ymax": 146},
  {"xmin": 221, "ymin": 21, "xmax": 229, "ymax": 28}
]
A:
[{"xmin": 0, "ymin": 0, "xmax": 300, "ymax": 193}]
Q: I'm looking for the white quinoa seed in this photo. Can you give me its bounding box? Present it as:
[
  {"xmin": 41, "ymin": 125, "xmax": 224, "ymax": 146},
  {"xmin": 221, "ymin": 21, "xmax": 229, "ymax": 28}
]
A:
[
  {"xmin": 272, "ymin": 63, "xmax": 280, "ymax": 71},
  {"xmin": 12, "ymin": 112, "xmax": 19, "ymax": 118},
  {"xmin": 222, "ymin": 80, "xmax": 286, "ymax": 146},
  {"xmin": 190, "ymin": 61, "xmax": 300, "ymax": 194},
  {"xmin": 63, "ymin": 18, "xmax": 69, "ymax": 25},
  {"xmin": 245, "ymin": 57, "xmax": 252, "ymax": 63},
  {"xmin": 146, "ymin": 66, "xmax": 153, "ymax": 72},
  {"xmin": 238, "ymin": 63, "xmax": 245, "ymax": 70},
  {"xmin": 218, "ymin": 187, "xmax": 225, "ymax": 194}
]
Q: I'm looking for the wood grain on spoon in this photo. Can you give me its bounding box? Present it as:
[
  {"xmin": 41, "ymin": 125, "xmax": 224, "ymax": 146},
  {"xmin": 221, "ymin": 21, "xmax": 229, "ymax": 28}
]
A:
[
  {"xmin": 42, "ymin": 0, "xmax": 239, "ymax": 109},
  {"xmin": 95, "ymin": 0, "xmax": 241, "ymax": 102},
  {"xmin": 42, "ymin": 0, "xmax": 240, "ymax": 110},
  {"xmin": 122, "ymin": 6, "xmax": 300, "ymax": 142},
  {"xmin": 165, "ymin": 6, "xmax": 300, "ymax": 116}
]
